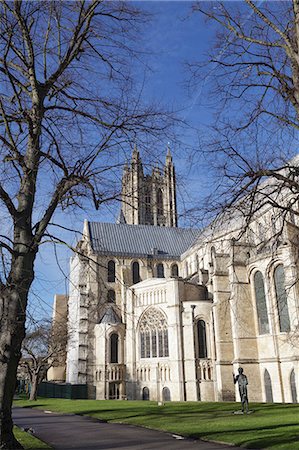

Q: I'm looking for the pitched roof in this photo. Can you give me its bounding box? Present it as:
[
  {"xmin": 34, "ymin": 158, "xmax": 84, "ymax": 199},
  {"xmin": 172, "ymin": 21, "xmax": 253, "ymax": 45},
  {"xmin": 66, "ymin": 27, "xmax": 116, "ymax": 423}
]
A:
[
  {"xmin": 99, "ymin": 306, "xmax": 122, "ymax": 325},
  {"xmin": 88, "ymin": 222, "xmax": 200, "ymax": 259}
]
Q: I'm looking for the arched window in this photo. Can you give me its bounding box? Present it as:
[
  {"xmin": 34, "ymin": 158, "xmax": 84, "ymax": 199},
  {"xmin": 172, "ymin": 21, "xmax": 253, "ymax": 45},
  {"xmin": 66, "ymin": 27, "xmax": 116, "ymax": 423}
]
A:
[
  {"xmin": 110, "ymin": 333, "xmax": 118, "ymax": 363},
  {"xmin": 274, "ymin": 265, "xmax": 290, "ymax": 332},
  {"xmin": 108, "ymin": 260, "xmax": 115, "ymax": 282},
  {"xmin": 139, "ymin": 308, "xmax": 169, "ymax": 358},
  {"xmin": 162, "ymin": 387, "xmax": 171, "ymax": 401},
  {"xmin": 107, "ymin": 289, "xmax": 115, "ymax": 303},
  {"xmin": 197, "ymin": 320, "xmax": 207, "ymax": 358},
  {"xmin": 142, "ymin": 387, "xmax": 150, "ymax": 401},
  {"xmin": 254, "ymin": 271, "xmax": 269, "ymax": 334},
  {"xmin": 145, "ymin": 188, "xmax": 152, "ymax": 224},
  {"xmin": 157, "ymin": 263, "xmax": 164, "ymax": 278},
  {"xmin": 132, "ymin": 261, "xmax": 140, "ymax": 284},
  {"xmin": 171, "ymin": 264, "xmax": 179, "ymax": 277},
  {"xmin": 290, "ymin": 369, "xmax": 297, "ymax": 403},
  {"xmin": 157, "ymin": 188, "xmax": 163, "ymax": 216},
  {"xmin": 258, "ymin": 222, "xmax": 265, "ymax": 242},
  {"xmin": 264, "ymin": 369, "xmax": 273, "ymax": 402}
]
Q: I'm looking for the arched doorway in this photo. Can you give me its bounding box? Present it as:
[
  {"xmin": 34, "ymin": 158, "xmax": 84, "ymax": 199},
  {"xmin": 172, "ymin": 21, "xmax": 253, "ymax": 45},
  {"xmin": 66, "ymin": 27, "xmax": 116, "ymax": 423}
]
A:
[
  {"xmin": 290, "ymin": 369, "xmax": 298, "ymax": 403},
  {"xmin": 264, "ymin": 369, "xmax": 273, "ymax": 402},
  {"xmin": 162, "ymin": 386, "xmax": 171, "ymax": 401},
  {"xmin": 142, "ymin": 387, "xmax": 150, "ymax": 401}
]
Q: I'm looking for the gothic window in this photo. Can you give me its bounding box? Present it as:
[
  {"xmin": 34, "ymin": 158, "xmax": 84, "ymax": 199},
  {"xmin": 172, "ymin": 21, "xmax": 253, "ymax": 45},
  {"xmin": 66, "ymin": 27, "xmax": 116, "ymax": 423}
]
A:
[
  {"xmin": 162, "ymin": 387, "xmax": 171, "ymax": 401},
  {"xmin": 145, "ymin": 189, "xmax": 152, "ymax": 223},
  {"xmin": 290, "ymin": 369, "xmax": 297, "ymax": 403},
  {"xmin": 107, "ymin": 289, "xmax": 115, "ymax": 303},
  {"xmin": 185, "ymin": 262, "xmax": 188, "ymax": 276},
  {"xmin": 139, "ymin": 307, "xmax": 169, "ymax": 358},
  {"xmin": 253, "ymin": 271, "xmax": 270, "ymax": 334},
  {"xmin": 108, "ymin": 260, "xmax": 116, "ymax": 282},
  {"xmin": 171, "ymin": 264, "xmax": 179, "ymax": 277},
  {"xmin": 157, "ymin": 263, "xmax": 165, "ymax": 278},
  {"xmin": 248, "ymin": 228, "xmax": 255, "ymax": 245},
  {"xmin": 264, "ymin": 369, "xmax": 273, "ymax": 402},
  {"xmin": 157, "ymin": 188, "xmax": 163, "ymax": 216},
  {"xmin": 110, "ymin": 333, "xmax": 119, "ymax": 363},
  {"xmin": 132, "ymin": 261, "xmax": 140, "ymax": 284},
  {"xmin": 258, "ymin": 222, "xmax": 265, "ymax": 242},
  {"xmin": 274, "ymin": 265, "xmax": 290, "ymax": 332},
  {"xmin": 271, "ymin": 216, "xmax": 277, "ymax": 235},
  {"xmin": 197, "ymin": 320, "xmax": 207, "ymax": 358},
  {"xmin": 142, "ymin": 387, "xmax": 150, "ymax": 400}
]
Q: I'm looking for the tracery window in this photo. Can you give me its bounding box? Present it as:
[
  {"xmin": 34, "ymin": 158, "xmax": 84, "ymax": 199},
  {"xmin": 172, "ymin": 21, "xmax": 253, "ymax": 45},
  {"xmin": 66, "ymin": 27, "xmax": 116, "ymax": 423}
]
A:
[
  {"xmin": 274, "ymin": 265, "xmax": 290, "ymax": 332},
  {"xmin": 132, "ymin": 261, "xmax": 140, "ymax": 284},
  {"xmin": 139, "ymin": 308, "xmax": 169, "ymax": 358},
  {"xmin": 254, "ymin": 271, "xmax": 270, "ymax": 334}
]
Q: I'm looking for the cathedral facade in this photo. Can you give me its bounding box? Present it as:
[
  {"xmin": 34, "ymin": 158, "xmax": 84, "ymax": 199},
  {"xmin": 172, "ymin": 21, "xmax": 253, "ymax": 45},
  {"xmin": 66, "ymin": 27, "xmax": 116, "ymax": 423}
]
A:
[{"xmin": 54, "ymin": 149, "xmax": 299, "ymax": 403}]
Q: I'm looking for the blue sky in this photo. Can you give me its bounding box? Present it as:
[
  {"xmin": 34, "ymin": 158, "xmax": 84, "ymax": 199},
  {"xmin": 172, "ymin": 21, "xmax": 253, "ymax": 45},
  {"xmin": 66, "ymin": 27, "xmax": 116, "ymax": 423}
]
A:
[{"xmin": 28, "ymin": 1, "xmax": 217, "ymax": 320}]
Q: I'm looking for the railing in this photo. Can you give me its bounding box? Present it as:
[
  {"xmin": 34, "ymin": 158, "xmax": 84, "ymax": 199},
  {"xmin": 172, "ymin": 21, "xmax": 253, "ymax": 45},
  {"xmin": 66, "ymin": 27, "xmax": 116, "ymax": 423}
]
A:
[
  {"xmin": 196, "ymin": 358, "xmax": 213, "ymax": 381},
  {"xmin": 106, "ymin": 363, "xmax": 125, "ymax": 382}
]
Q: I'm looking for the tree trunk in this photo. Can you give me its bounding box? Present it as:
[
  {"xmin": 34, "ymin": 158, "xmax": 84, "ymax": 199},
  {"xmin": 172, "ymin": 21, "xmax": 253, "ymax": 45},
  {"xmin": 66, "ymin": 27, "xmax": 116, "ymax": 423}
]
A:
[
  {"xmin": 29, "ymin": 377, "xmax": 38, "ymax": 402},
  {"xmin": 0, "ymin": 290, "xmax": 25, "ymax": 449},
  {"xmin": 0, "ymin": 250, "xmax": 36, "ymax": 449}
]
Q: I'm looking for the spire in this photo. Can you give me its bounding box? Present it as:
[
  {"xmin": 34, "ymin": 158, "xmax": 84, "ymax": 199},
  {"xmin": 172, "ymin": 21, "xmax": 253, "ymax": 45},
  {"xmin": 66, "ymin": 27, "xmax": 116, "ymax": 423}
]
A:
[
  {"xmin": 116, "ymin": 209, "xmax": 126, "ymax": 224},
  {"xmin": 131, "ymin": 143, "xmax": 139, "ymax": 162},
  {"xmin": 166, "ymin": 143, "xmax": 172, "ymax": 164}
]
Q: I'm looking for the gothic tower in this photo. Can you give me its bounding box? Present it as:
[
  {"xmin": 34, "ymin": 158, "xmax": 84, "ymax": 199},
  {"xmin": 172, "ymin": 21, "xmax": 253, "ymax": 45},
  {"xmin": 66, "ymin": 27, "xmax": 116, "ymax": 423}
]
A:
[{"xmin": 119, "ymin": 146, "xmax": 177, "ymax": 227}]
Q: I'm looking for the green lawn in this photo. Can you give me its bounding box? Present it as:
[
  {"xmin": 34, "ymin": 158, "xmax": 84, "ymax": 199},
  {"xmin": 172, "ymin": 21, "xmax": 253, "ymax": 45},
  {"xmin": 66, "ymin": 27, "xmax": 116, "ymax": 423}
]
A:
[
  {"xmin": 14, "ymin": 398, "xmax": 299, "ymax": 449},
  {"xmin": 14, "ymin": 426, "xmax": 51, "ymax": 449}
]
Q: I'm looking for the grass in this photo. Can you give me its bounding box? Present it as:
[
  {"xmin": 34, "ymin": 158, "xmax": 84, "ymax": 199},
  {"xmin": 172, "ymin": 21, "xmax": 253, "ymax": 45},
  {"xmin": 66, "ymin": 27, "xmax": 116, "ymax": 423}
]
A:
[
  {"xmin": 13, "ymin": 426, "xmax": 52, "ymax": 449},
  {"xmin": 14, "ymin": 398, "xmax": 299, "ymax": 449}
]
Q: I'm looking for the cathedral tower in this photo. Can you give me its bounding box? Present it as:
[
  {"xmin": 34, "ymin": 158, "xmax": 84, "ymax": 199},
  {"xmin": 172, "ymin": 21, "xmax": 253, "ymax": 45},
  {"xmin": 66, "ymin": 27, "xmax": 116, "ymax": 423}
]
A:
[{"xmin": 119, "ymin": 146, "xmax": 177, "ymax": 227}]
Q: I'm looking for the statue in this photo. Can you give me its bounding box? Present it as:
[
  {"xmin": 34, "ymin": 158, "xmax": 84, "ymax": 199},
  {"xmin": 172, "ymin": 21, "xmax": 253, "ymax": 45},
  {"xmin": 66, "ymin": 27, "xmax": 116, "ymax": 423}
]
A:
[{"xmin": 233, "ymin": 367, "xmax": 249, "ymax": 413}]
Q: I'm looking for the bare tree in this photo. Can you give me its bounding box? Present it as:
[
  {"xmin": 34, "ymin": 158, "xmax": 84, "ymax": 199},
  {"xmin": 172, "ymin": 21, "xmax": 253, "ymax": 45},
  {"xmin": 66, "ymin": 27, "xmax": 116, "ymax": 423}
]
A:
[
  {"xmin": 19, "ymin": 319, "xmax": 67, "ymax": 401},
  {"xmin": 0, "ymin": 1, "xmax": 175, "ymax": 448},
  {"xmin": 189, "ymin": 1, "xmax": 299, "ymax": 228}
]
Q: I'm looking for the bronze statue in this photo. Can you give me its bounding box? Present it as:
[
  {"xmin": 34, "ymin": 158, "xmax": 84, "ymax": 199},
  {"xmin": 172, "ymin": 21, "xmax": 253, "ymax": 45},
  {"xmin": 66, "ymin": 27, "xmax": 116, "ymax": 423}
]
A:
[{"xmin": 233, "ymin": 367, "xmax": 249, "ymax": 413}]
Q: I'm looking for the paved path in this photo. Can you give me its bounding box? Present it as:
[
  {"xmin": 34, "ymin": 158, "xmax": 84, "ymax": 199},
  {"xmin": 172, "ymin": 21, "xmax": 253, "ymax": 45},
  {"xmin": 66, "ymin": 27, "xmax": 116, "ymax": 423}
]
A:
[{"xmin": 13, "ymin": 407, "xmax": 241, "ymax": 450}]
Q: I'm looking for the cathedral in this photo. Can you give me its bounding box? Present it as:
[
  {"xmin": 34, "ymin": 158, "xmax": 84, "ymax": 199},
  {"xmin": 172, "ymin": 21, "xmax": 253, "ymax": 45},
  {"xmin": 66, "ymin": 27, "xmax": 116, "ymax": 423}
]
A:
[{"xmin": 51, "ymin": 148, "xmax": 299, "ymax": 403}]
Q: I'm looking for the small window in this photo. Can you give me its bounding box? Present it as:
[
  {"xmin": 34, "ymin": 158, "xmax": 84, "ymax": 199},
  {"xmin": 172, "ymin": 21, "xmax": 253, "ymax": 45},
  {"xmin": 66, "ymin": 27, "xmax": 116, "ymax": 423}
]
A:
[
  {"xmin": 132, "ymin": 261, "xmax": 140, "ymax": 284},
  {"xmin": 157, "ymin": 263, "xmax": 164, "ymax": 278},
  {"xmin": 108, "ymin": 260, "xmax": 115, "ymax": 282},
  {"xmin": 171, "ymin": 264, "xmax": 179, "ymax": 277},
  {"xmin": 107, "ymin": 289, "xmax": 115, "ymax": 303}
]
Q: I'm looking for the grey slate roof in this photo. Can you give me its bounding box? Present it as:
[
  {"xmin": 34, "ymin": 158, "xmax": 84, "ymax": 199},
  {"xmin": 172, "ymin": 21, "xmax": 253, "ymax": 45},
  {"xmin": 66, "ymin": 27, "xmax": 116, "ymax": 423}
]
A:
[
  {"xmin": 99, "ymin": 307, "xmax": 122, "ymax": 325},
  {"xmin": 88, "ymin": 222, "xmax": 200, "ymax": 259}
]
